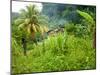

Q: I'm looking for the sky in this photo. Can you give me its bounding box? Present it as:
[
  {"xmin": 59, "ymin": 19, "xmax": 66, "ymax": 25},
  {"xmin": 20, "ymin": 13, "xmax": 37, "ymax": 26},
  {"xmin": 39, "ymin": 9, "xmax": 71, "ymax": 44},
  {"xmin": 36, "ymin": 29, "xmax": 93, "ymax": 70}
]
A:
[{"xmin": 12, "ymin": 1, "xmax": 43, "ymax": 12}]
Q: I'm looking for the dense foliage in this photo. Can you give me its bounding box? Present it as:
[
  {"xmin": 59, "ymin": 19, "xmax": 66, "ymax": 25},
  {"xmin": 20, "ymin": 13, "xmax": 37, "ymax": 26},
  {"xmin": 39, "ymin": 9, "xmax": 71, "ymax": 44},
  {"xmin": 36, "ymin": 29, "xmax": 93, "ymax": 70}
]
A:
[{"xmin": 12, "ymin": 3, "xmax": 96, "ymax": 74}]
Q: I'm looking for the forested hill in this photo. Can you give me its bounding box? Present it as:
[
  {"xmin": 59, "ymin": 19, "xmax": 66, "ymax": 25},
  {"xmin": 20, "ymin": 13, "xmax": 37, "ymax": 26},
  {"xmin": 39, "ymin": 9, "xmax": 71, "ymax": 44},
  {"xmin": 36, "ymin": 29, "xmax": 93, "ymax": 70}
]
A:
[
  {"xmin": 41, "ymin": 3, "xmax": 96, "ymax": 28},
  {"xmin": 41, "ymin": 3, "xmax": 78, "ymax": 28}
]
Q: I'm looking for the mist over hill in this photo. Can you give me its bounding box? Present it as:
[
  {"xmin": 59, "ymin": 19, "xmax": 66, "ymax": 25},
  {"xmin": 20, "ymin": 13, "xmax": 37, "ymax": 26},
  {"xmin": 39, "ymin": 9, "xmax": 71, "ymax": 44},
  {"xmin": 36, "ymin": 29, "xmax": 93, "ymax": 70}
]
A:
[
  {"xmin": 41, "ymin": 3, "xmax": 96, "ymax": 28},
  {"xmin": 41, "ymin": 3, "xmax": 78, "ymax": 28}
]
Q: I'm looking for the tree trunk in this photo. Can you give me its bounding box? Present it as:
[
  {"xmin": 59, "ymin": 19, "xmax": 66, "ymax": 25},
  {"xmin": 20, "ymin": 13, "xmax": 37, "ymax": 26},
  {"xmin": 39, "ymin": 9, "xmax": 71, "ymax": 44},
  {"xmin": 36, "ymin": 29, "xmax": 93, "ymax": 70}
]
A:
[{"xmin": 22, "ymin": 38, "xmax": 27, "ymax": 56}]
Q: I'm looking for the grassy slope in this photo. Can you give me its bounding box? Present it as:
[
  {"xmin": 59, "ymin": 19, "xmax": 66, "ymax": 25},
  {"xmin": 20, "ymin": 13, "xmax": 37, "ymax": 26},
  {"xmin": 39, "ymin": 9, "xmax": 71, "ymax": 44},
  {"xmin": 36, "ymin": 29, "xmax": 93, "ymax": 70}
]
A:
[{"xmin": 12, "ymin": 33, "xmax": 96, "ymax": 74}]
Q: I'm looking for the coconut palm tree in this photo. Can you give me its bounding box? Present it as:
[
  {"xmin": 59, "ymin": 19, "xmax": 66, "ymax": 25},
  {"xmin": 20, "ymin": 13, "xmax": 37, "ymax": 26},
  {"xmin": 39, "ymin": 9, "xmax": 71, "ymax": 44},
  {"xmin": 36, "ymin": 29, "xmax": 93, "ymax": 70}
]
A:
[{"xmin": 14, "ymin": 4, "xmax": 48, "ymax": 55}]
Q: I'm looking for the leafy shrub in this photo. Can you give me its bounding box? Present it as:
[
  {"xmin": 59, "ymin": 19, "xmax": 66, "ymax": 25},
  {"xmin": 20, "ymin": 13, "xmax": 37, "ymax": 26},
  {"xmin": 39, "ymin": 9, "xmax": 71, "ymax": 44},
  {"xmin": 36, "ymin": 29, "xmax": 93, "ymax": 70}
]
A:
[{"xmin": 12, "ymin": 32, "xmax": 96, "ymax": 74}]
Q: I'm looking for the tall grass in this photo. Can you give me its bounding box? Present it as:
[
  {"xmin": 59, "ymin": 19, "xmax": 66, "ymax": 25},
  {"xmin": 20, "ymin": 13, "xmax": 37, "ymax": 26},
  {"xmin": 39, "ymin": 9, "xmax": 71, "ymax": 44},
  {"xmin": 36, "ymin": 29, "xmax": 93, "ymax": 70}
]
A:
[{"xmin": 12, "ymin": 32, "xmax": 96, "ymax": 74}]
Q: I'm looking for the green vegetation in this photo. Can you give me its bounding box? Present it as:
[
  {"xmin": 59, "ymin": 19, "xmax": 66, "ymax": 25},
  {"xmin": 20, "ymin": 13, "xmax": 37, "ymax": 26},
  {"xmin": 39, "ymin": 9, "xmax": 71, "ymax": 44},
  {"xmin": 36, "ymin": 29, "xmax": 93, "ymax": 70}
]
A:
[{"xmin": 12, "ymin": 3, "xmax": 96, "ymax": 74}]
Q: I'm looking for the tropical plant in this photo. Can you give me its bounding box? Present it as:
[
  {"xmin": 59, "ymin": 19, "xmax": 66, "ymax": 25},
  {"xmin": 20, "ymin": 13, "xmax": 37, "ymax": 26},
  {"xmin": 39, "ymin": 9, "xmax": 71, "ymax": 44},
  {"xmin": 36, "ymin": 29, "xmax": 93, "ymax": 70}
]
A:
[
  {"xmin": 14, "ymin": 4, "xmax": 49, "ymax": 55},
  {"xmin": 77, "ymin": 10, "xmax": 96, "ymax": 48}
]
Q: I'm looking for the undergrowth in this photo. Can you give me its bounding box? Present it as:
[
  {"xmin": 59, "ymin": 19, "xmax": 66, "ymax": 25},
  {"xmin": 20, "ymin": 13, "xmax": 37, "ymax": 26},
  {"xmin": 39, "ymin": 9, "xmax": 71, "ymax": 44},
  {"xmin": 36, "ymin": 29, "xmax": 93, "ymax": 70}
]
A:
[{"xmin": 12, "ymin": 33, "xmax": 96, "ymax": 74}]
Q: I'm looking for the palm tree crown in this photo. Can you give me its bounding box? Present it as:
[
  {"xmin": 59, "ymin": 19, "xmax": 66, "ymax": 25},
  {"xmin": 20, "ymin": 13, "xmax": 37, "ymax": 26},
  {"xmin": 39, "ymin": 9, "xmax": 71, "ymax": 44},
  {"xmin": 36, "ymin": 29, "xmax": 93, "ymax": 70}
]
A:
[{"xmin": 15, "ymin": 4, "xmax": 48, "ymax": 39}]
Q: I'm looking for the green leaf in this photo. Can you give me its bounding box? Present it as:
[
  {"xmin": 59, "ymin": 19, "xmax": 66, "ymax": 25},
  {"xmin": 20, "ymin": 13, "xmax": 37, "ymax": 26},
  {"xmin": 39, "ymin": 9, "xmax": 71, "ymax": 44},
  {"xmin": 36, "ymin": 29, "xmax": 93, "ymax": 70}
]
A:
[{"xmin": 77, "ymin": 10, "xmax": 94, "ymax": 24}]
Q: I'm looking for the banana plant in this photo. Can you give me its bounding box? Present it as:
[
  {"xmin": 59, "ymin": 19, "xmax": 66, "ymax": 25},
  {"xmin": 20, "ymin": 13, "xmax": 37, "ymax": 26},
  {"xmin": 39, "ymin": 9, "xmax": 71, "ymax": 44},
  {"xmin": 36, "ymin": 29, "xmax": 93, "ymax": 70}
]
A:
[{"xmin": 77, "ymin": 10, "xmax": 96, "ymax": 48}]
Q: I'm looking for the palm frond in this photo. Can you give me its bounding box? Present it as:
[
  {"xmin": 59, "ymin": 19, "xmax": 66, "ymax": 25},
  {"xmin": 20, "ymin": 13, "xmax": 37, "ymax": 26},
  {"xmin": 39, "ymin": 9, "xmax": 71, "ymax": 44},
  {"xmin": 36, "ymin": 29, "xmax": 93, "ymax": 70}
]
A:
[
  {"xmin": 18, "ymin": 23, "xmax": 25, "ymax": 30},
  {"xmin": 14, "ymin": 18, "xmax": 24, "ymax": 25}
]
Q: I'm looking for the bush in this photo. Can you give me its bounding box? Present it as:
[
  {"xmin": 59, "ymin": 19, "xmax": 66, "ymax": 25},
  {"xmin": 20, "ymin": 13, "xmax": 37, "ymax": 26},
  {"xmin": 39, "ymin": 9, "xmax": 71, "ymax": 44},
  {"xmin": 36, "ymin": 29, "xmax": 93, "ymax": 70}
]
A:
[{"xmin": 12, "ymin": 32, "xmax": 96, "ymax": 74}]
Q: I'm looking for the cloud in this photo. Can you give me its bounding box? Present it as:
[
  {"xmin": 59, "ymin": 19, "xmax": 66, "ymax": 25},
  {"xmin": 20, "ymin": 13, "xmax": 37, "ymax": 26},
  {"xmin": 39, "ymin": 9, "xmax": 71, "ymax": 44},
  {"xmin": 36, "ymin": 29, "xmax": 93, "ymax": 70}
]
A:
[{"xmin": 12, "ymin": 1, "xmax": 43, "ymax": 12}]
